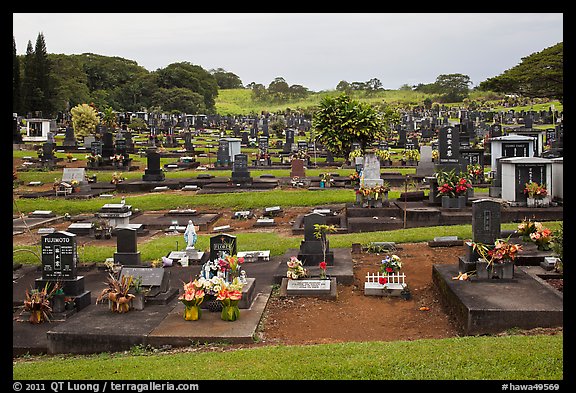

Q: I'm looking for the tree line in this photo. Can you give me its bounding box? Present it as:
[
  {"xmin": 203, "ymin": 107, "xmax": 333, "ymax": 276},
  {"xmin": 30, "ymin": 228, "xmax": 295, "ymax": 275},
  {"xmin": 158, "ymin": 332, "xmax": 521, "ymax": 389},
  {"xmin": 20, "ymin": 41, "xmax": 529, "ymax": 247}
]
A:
[{"xmin": 13, "ymin": 33, "xmax": 562, "ymax": 119}]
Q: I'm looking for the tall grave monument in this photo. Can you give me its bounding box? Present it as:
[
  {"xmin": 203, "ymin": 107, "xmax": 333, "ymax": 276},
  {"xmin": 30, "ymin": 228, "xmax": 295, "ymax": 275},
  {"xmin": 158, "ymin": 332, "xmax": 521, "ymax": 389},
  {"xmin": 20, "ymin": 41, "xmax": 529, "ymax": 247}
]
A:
[{"xmin": 36, "ymin": 231, "xmax": 91, "ymax": 311}]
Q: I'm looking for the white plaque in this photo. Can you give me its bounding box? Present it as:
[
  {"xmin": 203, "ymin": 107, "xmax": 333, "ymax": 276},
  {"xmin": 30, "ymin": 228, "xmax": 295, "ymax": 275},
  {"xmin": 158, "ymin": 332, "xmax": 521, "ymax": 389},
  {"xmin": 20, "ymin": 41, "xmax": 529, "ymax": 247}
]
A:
[{"xmin": 287, "ymin": 279, "xmax": 331, "ymax": 291}]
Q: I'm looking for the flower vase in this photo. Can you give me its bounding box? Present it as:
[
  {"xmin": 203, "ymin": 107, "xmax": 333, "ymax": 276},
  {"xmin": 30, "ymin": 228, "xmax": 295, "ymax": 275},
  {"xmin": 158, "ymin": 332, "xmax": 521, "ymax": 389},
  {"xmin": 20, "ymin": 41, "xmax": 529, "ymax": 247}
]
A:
[
  {"xmin": 527, "ymin": 197, "xmax": 536, "ymax": 208},
  {"xmin": 221, "ymin": 304, "xmax": 240, "ymax": 322},
  {"xmin": 51, "ymin": 294, "xmax": 66, "ymax": 313},
  {"xmin": 132, "ymin": 293, "xmax": 145, "ymax": 311},
  {"xmin": 319, "ymin": 181, "xmax": 325, "ymax": 188},
  {"xmin": 184, "ymin": 305, "xmax": 201, "ymax": 321},
  {"xmin": 441, "ymin": 196, "xmax": 458, "ymax": 208},
  {"xmin": 457, "ymin": 195, "xmax": 466, "ymax": 208},
  {"xmin": 476, "ymin": 259, "xmax": 514, "ymax": 280}
]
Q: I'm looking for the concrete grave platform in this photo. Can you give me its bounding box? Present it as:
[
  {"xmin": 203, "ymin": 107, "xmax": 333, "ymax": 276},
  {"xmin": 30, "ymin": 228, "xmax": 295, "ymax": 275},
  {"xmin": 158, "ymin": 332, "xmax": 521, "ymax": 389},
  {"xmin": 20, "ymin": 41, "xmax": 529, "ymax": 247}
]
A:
[
  {"xmin": 432, "ymin": 264, "xmax": 563, "ymax": 336},
  {"xmin": 13, "ymin": 255, "xmax": 278, "ymax": 355},
  {"xmin": 129, "ymin": 211, "xmax": 221, "ymax": 232}
]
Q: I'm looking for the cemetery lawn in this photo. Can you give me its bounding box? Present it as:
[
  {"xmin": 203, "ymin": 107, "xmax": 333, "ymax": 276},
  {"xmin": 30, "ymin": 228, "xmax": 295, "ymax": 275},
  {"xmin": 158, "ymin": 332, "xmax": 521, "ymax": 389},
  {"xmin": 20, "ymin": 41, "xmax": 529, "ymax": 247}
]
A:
[{"xmin": 13, "ymin": 334, "xmax": 562, "ymax": 380}]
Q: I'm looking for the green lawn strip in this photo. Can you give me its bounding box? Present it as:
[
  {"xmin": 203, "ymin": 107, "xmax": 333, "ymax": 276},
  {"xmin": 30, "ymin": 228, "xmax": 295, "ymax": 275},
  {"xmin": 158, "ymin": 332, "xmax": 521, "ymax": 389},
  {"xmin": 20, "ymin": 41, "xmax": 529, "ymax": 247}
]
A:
[
  {"xmin": 12, "ymin": 335, "xmax": 562, "ymax": 380},
  {"xmin": 12, "ymin": 222, "xmax": 562, "ymax": 265},
  {"xmin": 13, "ymin": 188, "xmax": 359, "ymax": 215},
  {"xmin": 14, "ymin": 166, "xmax": 416, "ymax": 185}
]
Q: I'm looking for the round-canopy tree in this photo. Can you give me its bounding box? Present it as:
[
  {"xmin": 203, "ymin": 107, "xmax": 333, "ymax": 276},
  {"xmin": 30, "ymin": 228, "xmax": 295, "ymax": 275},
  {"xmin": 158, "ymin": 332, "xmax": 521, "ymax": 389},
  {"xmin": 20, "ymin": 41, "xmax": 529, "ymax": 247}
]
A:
[
  {"xmin": 70, "ymin": 103, "xmax": 100, "ymax": 138},
  {"xmin": 312, "ymin": 94, "xmax": 389, "ymax": 163}
]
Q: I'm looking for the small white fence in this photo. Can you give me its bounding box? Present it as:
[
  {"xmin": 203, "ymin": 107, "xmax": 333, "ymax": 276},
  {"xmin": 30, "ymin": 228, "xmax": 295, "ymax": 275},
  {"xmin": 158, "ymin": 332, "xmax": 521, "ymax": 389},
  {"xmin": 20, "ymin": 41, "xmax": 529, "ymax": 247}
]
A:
[{"xmin": 364, "ymin": 272, "xmax": 406, "ymax": 296}]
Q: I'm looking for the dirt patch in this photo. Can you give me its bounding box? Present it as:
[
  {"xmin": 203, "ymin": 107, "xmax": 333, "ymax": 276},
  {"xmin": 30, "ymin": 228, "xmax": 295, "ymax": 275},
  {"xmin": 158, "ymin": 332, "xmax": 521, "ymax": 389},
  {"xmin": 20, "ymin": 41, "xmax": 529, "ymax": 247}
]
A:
[{"xmin": 259, "ymin": 243, "xmax": 462, "ymax": 346}]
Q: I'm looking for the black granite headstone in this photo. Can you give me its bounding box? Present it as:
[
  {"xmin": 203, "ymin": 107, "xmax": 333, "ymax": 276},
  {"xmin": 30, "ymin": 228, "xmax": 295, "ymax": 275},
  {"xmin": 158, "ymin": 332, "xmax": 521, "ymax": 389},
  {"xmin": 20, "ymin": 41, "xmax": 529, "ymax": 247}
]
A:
[
  {"xmin": 216, "ymin": 140, "xmax": 230, "ymax": 167},
  {"xmin": 90, "ymin": 141, "xmax": 102, "ymax": 156},
  {"xmin": 209, "ymin": 234, "xmax": 237, "ymax": 261},
  {"xmin": 114, "ymin": 227, "xmax": 141, "ymax": 265},
  {"xmin": 297, "ymin": 212, "xmax": 334, "ymax": 266},
  {"xmin": 142, "ymin": 151, "xmax": 165, "ymax": 181},
  {"xmin": 41, "ymin": 231, "xmax": 77, "ymax": 280},
  {"xmin": 231, "ymin": 154, "xmax": 251, "ymax": 183}
]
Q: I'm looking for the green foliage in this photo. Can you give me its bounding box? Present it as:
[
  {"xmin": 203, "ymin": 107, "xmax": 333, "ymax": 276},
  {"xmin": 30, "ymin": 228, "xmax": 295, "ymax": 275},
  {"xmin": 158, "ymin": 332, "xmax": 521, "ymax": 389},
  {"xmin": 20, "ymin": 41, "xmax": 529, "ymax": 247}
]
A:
[
  {"xmin": 13, "ymin": 335, "xmax": 562, "ymax": 380},
  {"xmin": 478, "ymin": 42, "xmax": 563, "ymax": 102},
  {"xmin": 210, "ymin": 68, "xmax": 244, "ymax": 89},
  {"xmin": 312, "ymin": 94, "xmax": 389, "ymax": 160},
  {"xmin": 70, "ymin": 103, "xmax": 100, "ymax": 137}
]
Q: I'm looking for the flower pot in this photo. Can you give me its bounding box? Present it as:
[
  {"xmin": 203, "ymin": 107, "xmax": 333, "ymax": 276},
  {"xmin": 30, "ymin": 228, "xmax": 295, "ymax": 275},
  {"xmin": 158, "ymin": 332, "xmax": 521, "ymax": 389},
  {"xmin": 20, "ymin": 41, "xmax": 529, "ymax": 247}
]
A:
[
  {"xmin": 441, "ymin": 196, "xmax": 458, "ymax": 209},
  {"xmin": 221, "ymin": 305, "xmax": 240, "ymax": 321},
  {"xmin": 527, "ymin": 197, "xmax": 549, "ymax": 208},
  {"xmin": 476, "ymin": 259, "xmax": 514, "ymax": 280},
  {"xmin": 51, "ymin": 294, "xmax": 66, "ymax": 313},
  {"xmin": 184, "ymin": 305, "xmax": 201, "ymax": 321}
]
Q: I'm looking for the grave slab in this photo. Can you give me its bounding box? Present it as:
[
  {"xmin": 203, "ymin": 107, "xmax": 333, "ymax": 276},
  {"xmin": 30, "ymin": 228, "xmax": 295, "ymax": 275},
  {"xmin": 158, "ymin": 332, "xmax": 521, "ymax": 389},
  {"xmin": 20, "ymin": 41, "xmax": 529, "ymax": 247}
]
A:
[{"xmin": 432, "ymin": 264, "xmax": 563, "ymax": 335}]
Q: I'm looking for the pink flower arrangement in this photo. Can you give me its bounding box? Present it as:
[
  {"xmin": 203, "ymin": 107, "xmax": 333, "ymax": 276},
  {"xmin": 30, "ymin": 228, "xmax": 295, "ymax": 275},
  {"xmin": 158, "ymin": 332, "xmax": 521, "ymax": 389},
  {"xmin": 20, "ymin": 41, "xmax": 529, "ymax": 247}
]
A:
[{"xmin": 178, "ymin": 279, "xmax": 205, "ymax": 307}]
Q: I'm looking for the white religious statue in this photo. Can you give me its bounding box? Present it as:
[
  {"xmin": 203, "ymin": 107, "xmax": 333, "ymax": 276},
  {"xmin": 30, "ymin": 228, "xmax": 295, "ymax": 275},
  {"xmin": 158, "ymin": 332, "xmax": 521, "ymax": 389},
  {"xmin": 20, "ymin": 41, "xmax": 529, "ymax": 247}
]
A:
[{"xmin": 184, "ymin": 220, "xmax": 197, "ymax": 250}]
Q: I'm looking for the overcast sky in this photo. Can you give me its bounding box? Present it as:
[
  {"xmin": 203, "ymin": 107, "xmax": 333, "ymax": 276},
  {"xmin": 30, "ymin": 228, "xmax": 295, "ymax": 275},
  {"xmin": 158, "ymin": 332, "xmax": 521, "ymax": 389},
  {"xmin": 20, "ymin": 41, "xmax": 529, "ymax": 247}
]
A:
[{"xmin": 13, "ymin": 13, "xmax": 563, "ymax": 92}]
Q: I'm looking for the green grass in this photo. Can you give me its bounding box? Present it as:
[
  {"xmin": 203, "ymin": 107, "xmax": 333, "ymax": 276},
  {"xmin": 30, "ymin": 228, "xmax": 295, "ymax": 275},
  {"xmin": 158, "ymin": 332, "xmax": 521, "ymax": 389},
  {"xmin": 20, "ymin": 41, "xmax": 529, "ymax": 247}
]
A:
[
  {"xmin": 13, "ymin": 188, "xmax": 361, "ymax": 215},
  {"xmin": 12, "ymin": 221, "xmax": 562, "ymax": 264},
  {"xmin": 214, "ymin": 88, "xmax": 563, "ymax": 116},
  {"xmin": 13, "ymin": 334, "xmax": 563, "ymax": 380}
]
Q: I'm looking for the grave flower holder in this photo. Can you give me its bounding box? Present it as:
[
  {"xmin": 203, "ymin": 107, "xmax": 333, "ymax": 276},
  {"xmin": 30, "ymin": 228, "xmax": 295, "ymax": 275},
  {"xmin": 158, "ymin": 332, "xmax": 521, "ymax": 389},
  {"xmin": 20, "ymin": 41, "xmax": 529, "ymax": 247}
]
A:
[
  {"xmin": 221, "ymin": 302, "xmax": 240, "ymax": 322},
  {"xmin": 184, "ymin": 305, "xmax": 201, "ymax": 321},
  {"xmin": 527, "ymin": 197, "xmax": 549, "ymax": 208},
  {"xmin": 476, "ymin": 259, "xmax": 514, "ymax": 280},
  {"xmin": 441, "ymin": 195, "xmax": 466, "ymax": 209}
]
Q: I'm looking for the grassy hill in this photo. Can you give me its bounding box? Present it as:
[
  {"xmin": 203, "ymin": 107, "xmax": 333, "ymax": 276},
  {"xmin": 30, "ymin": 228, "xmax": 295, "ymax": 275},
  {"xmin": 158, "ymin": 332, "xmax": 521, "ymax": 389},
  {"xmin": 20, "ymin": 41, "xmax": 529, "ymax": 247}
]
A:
[{"xmin": 215, "ymin": 88, "xmax": 562, "ymax": 116}]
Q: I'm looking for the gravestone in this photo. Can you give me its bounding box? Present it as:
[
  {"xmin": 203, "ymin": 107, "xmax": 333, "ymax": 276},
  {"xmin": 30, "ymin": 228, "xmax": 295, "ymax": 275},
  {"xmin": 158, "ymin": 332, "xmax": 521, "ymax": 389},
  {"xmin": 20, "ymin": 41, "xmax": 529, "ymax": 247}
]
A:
[
  {"xmin": 41, "ymin": 142, "xmax": 55, "ymax": 162},
  {"xmin": 209, "ymin": 233, "xmax": 237, "ymax": 261},
  {"xmin": 297, "ymin": 212, "xmax": 334, "ymax": 266},
  {"xmin": 398, "ymin": 126, "xmax": 407, "ymax": 147},
  {"xmin": 113, "ymin": 227, "xmax": 141, "ymax": 265},
  {"xmin": 283, "ymin": 129, "xmax": 295, "ymax": 153},
  {"xmin": 416, "ymin": 145, "xmax": 435, "ymax": 177},
  {"xmin": 258, "ymin": 136, "xmax": 269, "ymax": 154},
  {"xmin": 458, "ymin": 199, "xmax": 502, "ymax": 273},
  {"xmin": 119, "ymin": 266, "xmax": 169, "ymax": 298},
  {"xmin": 361, "ymin": 153, "xmax": 383, "ymax": 188},
  {"xmin": 231, "ymin": 153, "xmax": 252, "ymax": 183},
  {"xmin": 90, "ymin": 140, "xmax": 102, "ymax": 156},
  {"xmin": 35, "ymin": 231, "xmax": 91, "ymax": 311},
  {"xmin": 184, "ymin": 132, "xmax": 194, "ymax": 152},
  {"xmin": 472, "ymin": 199, "xmax": 501, "ymax": 244},
  {"xmin": 142, "ymin": 151, "xmax": 165, "ymax": 181},
  {"xmin": 62, "ymin": 168, "xmax": 86, "ymax": 185},
  {"xmin": 114, "ymin": 136, "xmax": 128, "ymax": 158},
  {"xmin": 437, "ymin": 125, "xmax": 464, "ymax": 173},
  {"xmin": 40, "ymin": 231, "xmax": 78, "ymax": 280},
  {"xmin": 216, "ymin": 139, "xmax": 230, "ymax": 167},
  {"xmin": 62, "ymin": 125, "xmax": 76, "ymax": 147},
  {"xmin": 241, "ymin": 131, "xmax": 249, "ymax": 145},
  {"xmin": 290, "ymin": 159, "xmax": 306, "ymax": 178},
  {"xmin": 101, "ymin": 132, "xmax": 115, "ymax": 160}
]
